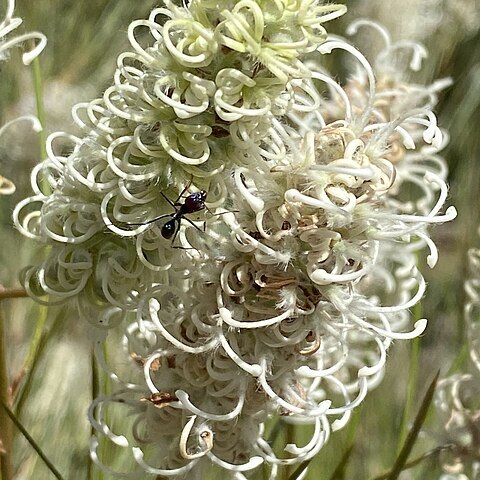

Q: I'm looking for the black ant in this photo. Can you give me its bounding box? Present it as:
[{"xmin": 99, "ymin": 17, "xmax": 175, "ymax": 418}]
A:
[
  {"xmin": 124, "ymin": 181, "xmax": 236, "ymax": 245},
  {"xmin": 136, "ymin": 184, "xmax": 207, "ymax": 241}
]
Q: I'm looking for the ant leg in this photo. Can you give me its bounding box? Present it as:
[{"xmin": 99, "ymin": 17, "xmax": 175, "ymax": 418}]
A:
[
  {"xmin": 170, "ymin": 220, "xmax": 182, "ymax": 246},
  {"xmin": 206, "ymin": 209, "xmax": 239, "ymax": 216},
  {"xmin": 175, "ymin": 211, "xmax": 238, "ymax": 234},
  {"xmin": 172, "ymin": 245, "xmax": 198, "ymax": 251},
  {"xmin": 128, "ymin": 213, "xmax": 172, "ymax": 226},
  {"xmin": 201, "ymin": 211, "xmax": 237, "ymax": 232},
  {"xmin": 204, "ymin": 205, "xmax": 214, "ymax": 215},
  {"xmin": 160, "ymin": 191, "xmax": 178, "ymax": 210},
  {"xmin": 182, "ymin": 217, "xmax": 204, "ymax": 233},
  {"xmin": 171, "ymin": 219, "xmax": 201, "ymax": 252},
  {"xmin": 174, "ymin": 178, "xmax": 193, "ymax": 204}
]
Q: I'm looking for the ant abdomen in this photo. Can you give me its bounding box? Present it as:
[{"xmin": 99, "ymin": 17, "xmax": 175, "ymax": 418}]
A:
[{"xmin": 161, "ymin": 220, "xmax": 177, "ymax": 239}]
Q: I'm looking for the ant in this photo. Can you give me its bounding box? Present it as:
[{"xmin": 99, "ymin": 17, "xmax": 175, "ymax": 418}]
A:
[{"xmin": 133, "ymin": 183, "xmax": 207, "ymax": 242}]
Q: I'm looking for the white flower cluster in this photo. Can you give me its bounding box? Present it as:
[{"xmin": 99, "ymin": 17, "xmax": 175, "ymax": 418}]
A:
[
  {"xmin": 0, "ymin": 0, "xmax": 46, "ymax": 64},
  {"xmin": 357, "ymin": 0, "xmax": 480, "ymax": 43},
  {"xmin": 14, "ymin": 2, "xmax": 456, "ymax": 478},
  {"xmin": 432, "ymin": 243, "xmax": 480, "ymax": 480},
  {"xmin": 466, "ymin": 246, "xmax": 480, "ymax": 375},
  {"xmin": 434, "ymin": 373, "xmax": 480, "ymax": 480},
  {"xmin": 0, "ymin": 0, "xmax": 45, "ymax": 195}
]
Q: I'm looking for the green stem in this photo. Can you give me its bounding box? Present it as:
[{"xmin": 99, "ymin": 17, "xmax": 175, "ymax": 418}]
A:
[
  {"xmin": 282, "ymin": 423, "xmax": 295, "ymax": 480},
  {"xmin": 96, "ymin": 342, "xmax": 111, "ymax": 480},
  {"xmin": 0, "ymin": 400, "xmax": 65, "ymax": 480},
  {"xmin": 397, "ymin": 285, "xmax": 423, "ymax": 453},
  {"xmin": 327, "ymin": 405, "xmax": 363, "ymax": 480},
  {"xmin": 386, "ymin": 371, "xmax": 440, "ymax": 480},
  {"xmin": 0, "ymin": 305, "xmax": 14, "ymax": 480},
  {"xmin": 23, "ymin": 306, "xmax": 48, "ymax": 378},
  {"xmin": 88, "ymin": 349, "xmax": 99, "ymax": 480},
  {"xmin": 397, "ymin": 335, "xmax": 420, "ymax": 452},
  {"xmin": 30, "ymin": 55, "xmax": 47, "ymax": 163},
  {"xmin": 13, "ymin": 51, "xmax": 52, "ymax": 419},
  {"xmin": 14, "ymin": 305, "xmax": 49, "ymax": 418},
  {"xmin": 447, "ymin": 342, "xmax": 469, "ymax": 375},
  {"xmin": 372, "ymin": 444, "xmax": 454, "ymax": 480}
]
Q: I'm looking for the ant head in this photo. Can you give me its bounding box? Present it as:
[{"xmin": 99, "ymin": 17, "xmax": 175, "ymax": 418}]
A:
[
  {"xmin": 161, "ymin": 220, "xmax": 177, "ymax": 239},
  {"xmin": 184, "ymin": 190, "xmax": 207, "ymax": 212}
]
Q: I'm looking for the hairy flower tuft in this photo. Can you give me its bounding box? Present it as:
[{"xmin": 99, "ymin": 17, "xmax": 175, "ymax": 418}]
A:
[{"xmin": 14, "ymin": 3, "xmax": 457, "ymax": 478}]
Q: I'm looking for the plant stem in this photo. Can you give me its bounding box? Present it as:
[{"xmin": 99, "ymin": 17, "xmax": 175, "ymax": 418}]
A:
[
  {"xmin": 14, "ymin": 306, "xmax": 50, "ymax": 417},
  {"xmin": 328, "ymin": 405, "xmax": 363, "ymax": 480},
  {"xmin": 386, "ymin": 371, "xmax": 440, "ymax": 480},
  {"xmin": 0, "ymin": 400, "xmax": 65, "ymax": 480},
  {"xmin": 397, "ymin": 335, "xmax": 420, "ymax": 451},
  {"xmin": 30, "ymin": 54, "xmax": 47, "ymax": 162},
  {"xmin": 0, "ymin": 287, "xmax": 28, "ymax": 300},
  {"xmin": 13, "ymin": 50, "xmax": 52, "ymax": 420},
  {"xmin": 0, "ymin": 305, "xmax": 14, "ymax": 480},
  {"xmin": 23, "ymin": 306, "xmax": 48, "ymax": 378},
  {"xmin": 371, "ymin": 444, "xmax": 454, "ymax": 480},
  {"xmin": 88, "ymin": 349, "xmax": 99, "ymax": 480},
  {"xmin": 282, "ymin": 423, "xmax": 295, "ymax": 480},
  {"xmin": 397, "ymin": 288, "xmax": 423, "ymax": 453}
]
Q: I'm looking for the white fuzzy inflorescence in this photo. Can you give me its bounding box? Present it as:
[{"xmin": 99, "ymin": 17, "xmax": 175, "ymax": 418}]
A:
[
  {"xmin": 430, "ymin": 242, "xmax": 480, "ymax": 480},
  {"xmin": 15, "ymin": 2, "xmax": 456, "ymax": 478}
]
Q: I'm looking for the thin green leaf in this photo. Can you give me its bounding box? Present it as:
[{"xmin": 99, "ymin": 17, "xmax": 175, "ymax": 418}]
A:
[
  {"xmin": 14, "ymin": 306, "xmax": 63, "ymax": 417},
  {"xmin": 268, "ymin": 418, "xmax": 284, "ymax": 445},
  {"xmin": 88, "ymin": 349, "xmax": 99, "ymax": 480},
  {"xmin": 447, "ymin": 343, "xmax": 469, "ymax": 375},
  {"xmin": 327, "ymin": 444, "xmax": 355, "ymax": 480},
  {"xmin": 0, "ymin": 305, "xmax": 14, "ymax": 480},
  {"xmin": 397, "ymin": 336, "xmax": 421, "ymax": 452},
  {"xmin": 377, "ymin": 370, "xmax": 441, "ymax": 480},
  {"xmin": 30, "ymin": 54, "xmax": 48, "ymax": 167},
  {"xmin": 0, "ymin": 399, "xmax": 65, "ymax": 480},
  {"xmin": 282, "ymin": 423, "xmax": 296, "ymax": 480},
  {"xmin": 288, "ymin": 458, "xmax": 313, "ymax": 480},
  {"xmin": 327, "ymin": 405, "xmax": 363, "ymax": 480},
  {"xmin": 372, "ymin": 444, "xmax": 455, "ymax": 480}
]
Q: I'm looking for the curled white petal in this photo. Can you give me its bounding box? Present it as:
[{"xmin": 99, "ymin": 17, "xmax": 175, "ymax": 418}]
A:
[
  {"xmin": 174, "ymin": 387, "xmax": 246, "ymax": 422},
  {"xmin": 207, "ymin": 452, "xmax": 263, "ymax": 472}
]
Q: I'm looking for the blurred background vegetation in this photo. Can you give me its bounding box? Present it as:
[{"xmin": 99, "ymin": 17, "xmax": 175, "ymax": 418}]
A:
[{"xmin": 0, "ymin": 0, "xmax": 479, "ymax": 479}]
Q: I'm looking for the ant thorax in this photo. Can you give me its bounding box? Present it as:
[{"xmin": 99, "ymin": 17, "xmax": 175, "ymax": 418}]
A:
[{"xmin": 181, "ymin": 191, "xmax": 207, "ymax": 215}]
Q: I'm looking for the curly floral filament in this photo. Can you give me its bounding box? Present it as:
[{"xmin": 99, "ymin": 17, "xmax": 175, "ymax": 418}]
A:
[
  {"xmin": 179, "ymin": 416, "xmax": 214, "ymax": 460},
  {"xmin": 0, "ymin": 1, "xmax": 45, "ymax": 195},
  {"xmin": 0, "ymin": 115, "xmax": 43, "ymax": 195},
  {"xmin": 466, "ymin": 247, "xmax": 480, "ymax": 373},
  {"xmin": 0, "ymin": 175, "xmax": 15, "ymax": 195},
  {"xmin": 431, "ymin": 372, "xmax": 480, "ymax": 479},
  {"xmin": 256, "ymin": 416, "xmax": 330, "ymax": 466},
  {"xmin": 13, "ymin": 2, "xmax": 457, "ymax": 477},
  {"xmin": 0, "ymin": 0, "xmax": 46, "ymax": 65}
]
